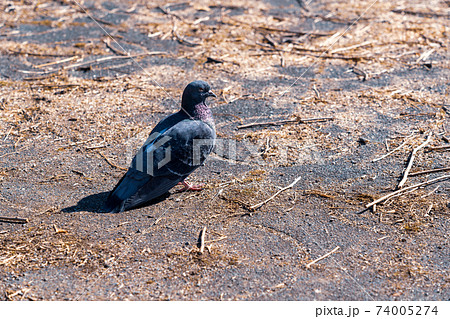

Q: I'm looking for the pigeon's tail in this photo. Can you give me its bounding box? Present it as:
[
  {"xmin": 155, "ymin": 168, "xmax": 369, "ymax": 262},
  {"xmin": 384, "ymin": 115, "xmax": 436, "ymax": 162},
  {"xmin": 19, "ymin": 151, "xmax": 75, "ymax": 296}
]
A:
[
  {"xmin": 101, "ymin": 193, "xmax": 125, "ymax": 214},
  {"xmin": 121, "ymin": 175, "xmax": 182, "ymax": 211},
  {"xmin": 101, "ymin": 174, "xmax": 183, "ymax": 213},
  {"xmin": 101, "ymin": 173, "xmax": 130, "ymax": 213}
]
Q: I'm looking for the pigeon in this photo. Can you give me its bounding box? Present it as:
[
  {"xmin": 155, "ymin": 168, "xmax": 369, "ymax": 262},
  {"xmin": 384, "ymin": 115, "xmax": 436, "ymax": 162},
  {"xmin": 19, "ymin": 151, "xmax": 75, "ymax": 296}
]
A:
[{"xmin": 102, "ymin": 80, "xmax": 216, "ymax": 213}]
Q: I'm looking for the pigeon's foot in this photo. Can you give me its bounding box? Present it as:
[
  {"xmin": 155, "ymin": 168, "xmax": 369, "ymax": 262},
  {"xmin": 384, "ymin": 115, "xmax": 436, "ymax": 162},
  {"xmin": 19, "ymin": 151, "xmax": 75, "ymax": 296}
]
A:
[{"xmin": 176, "ymin": 180, "xmax": 204, "ymax": 192}]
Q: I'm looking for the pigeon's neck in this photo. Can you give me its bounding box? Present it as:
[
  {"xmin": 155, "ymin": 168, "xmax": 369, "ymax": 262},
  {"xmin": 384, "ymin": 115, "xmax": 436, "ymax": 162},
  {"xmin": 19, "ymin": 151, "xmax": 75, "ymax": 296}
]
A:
[{"xmin": 191, "ymin": 102, "xmax": 213, "ymax": 123}]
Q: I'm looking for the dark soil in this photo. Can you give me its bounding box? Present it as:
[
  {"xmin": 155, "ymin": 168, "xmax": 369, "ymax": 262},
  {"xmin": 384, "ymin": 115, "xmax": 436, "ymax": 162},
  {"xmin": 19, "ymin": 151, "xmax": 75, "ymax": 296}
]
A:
[{"xmin": 0, "ymin": 0, "xmax": 449, "ymax": 300}]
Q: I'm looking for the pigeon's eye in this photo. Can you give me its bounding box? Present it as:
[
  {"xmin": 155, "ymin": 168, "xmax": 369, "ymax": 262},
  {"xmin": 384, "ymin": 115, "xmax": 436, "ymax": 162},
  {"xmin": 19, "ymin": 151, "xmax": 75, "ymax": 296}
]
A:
[{"xmin": 199, "ymin": 88, "xmax": 205, "ymax": 92}]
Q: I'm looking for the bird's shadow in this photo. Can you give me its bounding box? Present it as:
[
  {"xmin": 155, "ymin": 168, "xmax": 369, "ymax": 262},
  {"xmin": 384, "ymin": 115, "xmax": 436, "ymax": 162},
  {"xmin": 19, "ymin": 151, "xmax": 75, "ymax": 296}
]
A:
[{"xmin": 62, "ymin": 191, "xmax": 170, "ymax": 213}]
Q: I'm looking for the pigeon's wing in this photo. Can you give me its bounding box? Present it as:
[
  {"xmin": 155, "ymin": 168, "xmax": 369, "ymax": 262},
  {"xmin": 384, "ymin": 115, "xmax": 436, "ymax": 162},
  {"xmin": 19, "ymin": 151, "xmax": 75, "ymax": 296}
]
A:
[
  {"xmin": 129, "ymin": 119, "xmax": 215, "ymax": 179},
  {"xmin": 156, "ymin": 119, "xmax": 216, "ymax": 178},
  {"xmin": 103, "ymin": 119, "xmax": 215, "ymax": 213}
]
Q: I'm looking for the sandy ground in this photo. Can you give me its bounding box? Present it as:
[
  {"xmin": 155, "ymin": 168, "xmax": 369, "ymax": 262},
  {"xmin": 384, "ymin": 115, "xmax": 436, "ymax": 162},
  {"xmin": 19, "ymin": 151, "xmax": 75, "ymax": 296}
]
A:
[{"xmin": 0, "ymin": 0, "xmax": 449, "ymax": 300}]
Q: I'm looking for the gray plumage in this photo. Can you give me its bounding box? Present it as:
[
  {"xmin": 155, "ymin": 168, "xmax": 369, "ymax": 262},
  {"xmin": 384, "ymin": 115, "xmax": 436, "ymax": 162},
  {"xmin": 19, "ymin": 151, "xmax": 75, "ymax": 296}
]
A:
[{"xmin": 103, "ymin": 80, "xmax": 216, "ymax": 213}]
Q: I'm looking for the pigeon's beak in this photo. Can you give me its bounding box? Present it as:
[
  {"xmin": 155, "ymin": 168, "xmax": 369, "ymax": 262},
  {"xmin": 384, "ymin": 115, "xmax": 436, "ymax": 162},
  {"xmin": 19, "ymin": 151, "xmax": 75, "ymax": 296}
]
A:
[{"xmin": 207, "ymin": 90, "xmax": 217, "ymax": 98}]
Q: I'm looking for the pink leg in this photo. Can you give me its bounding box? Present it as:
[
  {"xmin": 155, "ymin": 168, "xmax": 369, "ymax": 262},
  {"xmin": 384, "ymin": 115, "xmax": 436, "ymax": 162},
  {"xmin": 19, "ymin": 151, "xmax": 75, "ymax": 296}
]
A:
[{"xmin": 176, "ymin": 180, "xmax": 205, "ymax": 192}]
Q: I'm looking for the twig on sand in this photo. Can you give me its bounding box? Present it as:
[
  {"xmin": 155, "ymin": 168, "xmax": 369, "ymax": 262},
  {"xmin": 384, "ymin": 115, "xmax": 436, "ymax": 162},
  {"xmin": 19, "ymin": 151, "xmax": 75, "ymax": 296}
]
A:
[
  {"xmin": 34, "ymin": 56, "xmax": 80, "ymax": 69},
  {"xmin": 0, "ymin": 151, "xmax": 19, "ymax": 158},
  {"xmin": 58, "ymin": 138, "xmax": 95, "ymax": 150},
  {"xmin": 0, "ymin": 216, "xmax": 29, "ymax": 224},
  {"xmin": 415, "ymin": 48, "xmax": 436, "ymax": 64},
  {"xmin": 312, "ymin": 85, "xmax": 321, "ymax": 99},
  {"xmin": 330, "ymin": 40, "xmax": 373, "ymax": 54},
  {"xmin": 424, "ymin": 204, "xmax": 433, "ymax": 217},
  {"xmin": 351, "ymin": 67, "xmax": 368, "ymax": 81},
  {"xmin": 249, "ymin": 176, "xmax": 301, "ymax": 211},
  {"xmin": 372, "ymin": 133, "xmax": 415, "ymax": 162},
  {"xmin": 391, "ymin": 9, "xmax": 450, "ymax": 18},
  {"xmin": 3, "ymin": 126, "xmax": 13, "ymax": 142},
  {"xmin": 410, "ymin": 167, "xmax": 450, "ymax": 177},
  {"xmin": 99, "ymin": 152, "xmax": 127, "ymax": 170},
  {"xmin": 157, "ymin": 5, "xmax": 185, "ymax": 21},
  {"xmin": 205, "ymin": 236, "xmax": 227, "ymax": 244},
  {"xmin": 63, "ymin": 52, "xmax": 166, "ymax": 70},
  {"xmin": 365, "ymin": 175, "xmax": 450, "ymax": 209},
  {"xmin": 398, "ymin": 133, "xmax": 432, "ymax": 189},
  {"xmin": 425, "ymin": 145, "xmax": 450, "ymax": 152},
  {"xmin": 295, "ymin": 51, "xmax": 374, "ymax": 61},
  {"xmin": 219, "ymin": 193, "xmax": 251, "ymax": 211},
  {"xmin": 306, "ymin": 246, "xmax": 340, "ymax": 269},
  {"xmin": 23, "ymin": 73, "xmax": 59, "ymax": 81},
  {"xmin": 199, "ymin": 226, "xmax": 207, "ymax": 254},
  {"xmin": 85, "ymin": 143, "xmax": 108, "ymax": 150},
  {"xmin": 53, "ymin": 224, "xmax": 67, "ymax": 234},
  {"xmin": 8, "ymin": 49, "xmax": 73, "ymax": 57},
  {"xmin": 224, "ymin": 16, "xmax": 331, "ymax": 37},
  {"xmin": 172, "ymin": 25, "xmax": 200, "ymax": 47},
  {"xmin": 103, "ymin": 38, "xmax": 128, "ymax": 56},
  {"xmin": 237, "ymin": 117, "xmax": 334, "ymax": 130},
  {"xmin": 420, "ymin": 186, "xmax": 440, "ymax": 198},
  {"xmin": 6, "ymin": 289, "xmax": 23, "ymax": 300}
]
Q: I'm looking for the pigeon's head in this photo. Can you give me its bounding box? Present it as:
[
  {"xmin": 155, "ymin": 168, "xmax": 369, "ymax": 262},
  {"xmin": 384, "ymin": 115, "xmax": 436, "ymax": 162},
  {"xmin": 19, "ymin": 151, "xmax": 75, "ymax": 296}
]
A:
[{"xmin": 181, "ymin": 80, "xmax": 216, "ymax": 111}]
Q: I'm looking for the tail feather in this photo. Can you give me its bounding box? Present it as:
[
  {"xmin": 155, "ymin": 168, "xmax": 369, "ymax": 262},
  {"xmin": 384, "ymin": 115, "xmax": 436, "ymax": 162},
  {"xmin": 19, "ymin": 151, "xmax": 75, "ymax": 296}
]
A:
[
  {"xmin": 101, "ymin": 193, "xmax": 125, "ymax": 213},
  {"xmin": 102, "ymin": 174, "xmax": 183, "ymax": 213},
  {"xmin": 122, "ymin": 176, "xmax": 182, "ymax": 211},
  {"xmin": 101, "ymin": 170, "xmax": 149, "ymax": 213}
]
